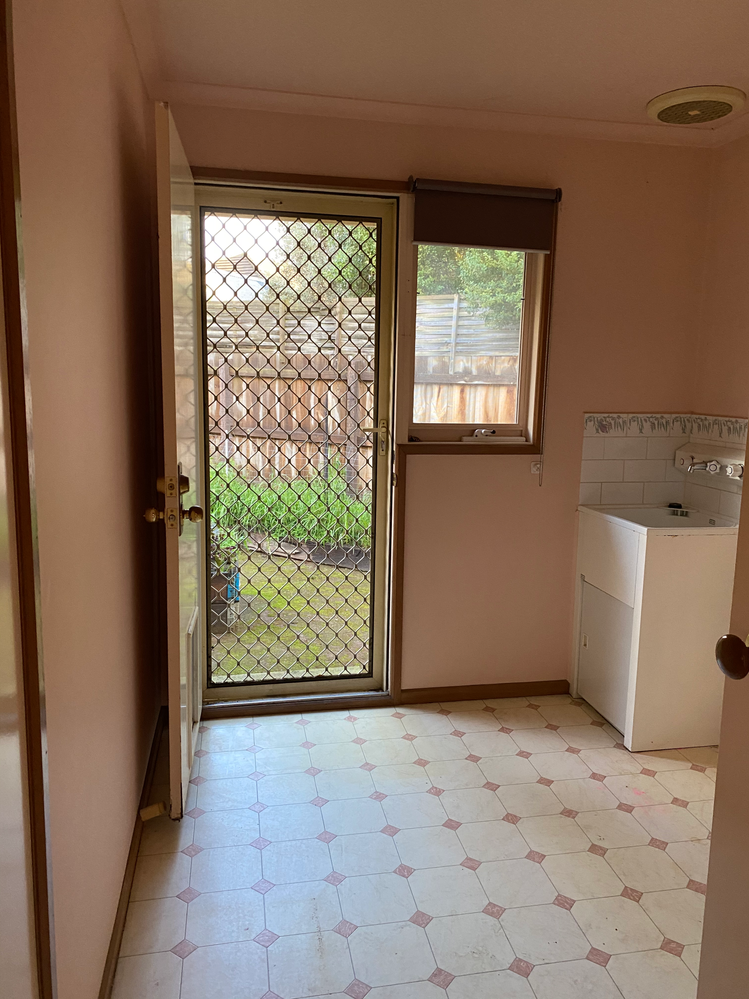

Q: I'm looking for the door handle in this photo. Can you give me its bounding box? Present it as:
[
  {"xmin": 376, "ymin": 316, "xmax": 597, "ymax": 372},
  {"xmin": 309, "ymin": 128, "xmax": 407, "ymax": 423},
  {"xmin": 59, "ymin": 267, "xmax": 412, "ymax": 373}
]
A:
[{"xmin": 715, "ymin": 634, "xmax": 749, "ymax": 679}]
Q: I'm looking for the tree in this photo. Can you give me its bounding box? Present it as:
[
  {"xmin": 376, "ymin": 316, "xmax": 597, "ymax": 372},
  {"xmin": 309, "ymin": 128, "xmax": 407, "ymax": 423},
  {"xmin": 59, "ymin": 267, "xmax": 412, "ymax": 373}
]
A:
[{"xmin": 416, "ymin": 245, "xmax": 524, "ymax": 327}]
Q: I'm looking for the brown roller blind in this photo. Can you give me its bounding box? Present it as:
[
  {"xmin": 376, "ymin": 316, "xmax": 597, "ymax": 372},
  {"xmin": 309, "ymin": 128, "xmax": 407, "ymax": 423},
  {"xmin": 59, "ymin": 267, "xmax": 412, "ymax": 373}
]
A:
[{"xmin": 411, "ymin": 177, "xmax": 561, "ymax": 253}]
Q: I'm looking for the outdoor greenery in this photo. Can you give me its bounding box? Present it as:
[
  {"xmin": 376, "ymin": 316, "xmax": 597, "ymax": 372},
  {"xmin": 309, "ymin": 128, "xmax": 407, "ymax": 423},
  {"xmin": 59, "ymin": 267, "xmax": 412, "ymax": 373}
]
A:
[
  {"xmin": 417, "ymin": 245, "xmax": 525, "ymax": 327},
  {"xmin": 210, "ymin": 458, "xmax": 372, "ymax": 551}
]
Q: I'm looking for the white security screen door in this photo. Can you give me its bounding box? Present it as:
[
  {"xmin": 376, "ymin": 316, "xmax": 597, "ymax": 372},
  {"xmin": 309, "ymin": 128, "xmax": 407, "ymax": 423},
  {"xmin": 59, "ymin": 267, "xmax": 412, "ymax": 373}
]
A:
[
  {"xmin": 154, "ymin": 103, "xmax": 205, "ymax": 819},
  {"xmin": 196, "ymin": 186, "xmax": 396, "ymax": 701}
]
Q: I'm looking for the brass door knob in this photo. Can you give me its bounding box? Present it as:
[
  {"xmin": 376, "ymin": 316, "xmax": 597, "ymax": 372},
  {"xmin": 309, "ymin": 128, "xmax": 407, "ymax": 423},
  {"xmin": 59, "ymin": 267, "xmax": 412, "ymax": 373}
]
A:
[
  {"xmin": 183, "ymin": 506, "xmax": 204, "ymax": 524},
  {"xmin": 144, "ymin": 508, "xmax": 163, "ymax": 523}
]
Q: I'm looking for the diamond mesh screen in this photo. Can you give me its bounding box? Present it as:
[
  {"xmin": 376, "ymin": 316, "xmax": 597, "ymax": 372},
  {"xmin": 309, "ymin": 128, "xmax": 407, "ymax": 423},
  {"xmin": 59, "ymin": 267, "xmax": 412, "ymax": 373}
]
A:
[{"xmin": 203, "ymin": 209, "xmax": 380, "ymax": 686}]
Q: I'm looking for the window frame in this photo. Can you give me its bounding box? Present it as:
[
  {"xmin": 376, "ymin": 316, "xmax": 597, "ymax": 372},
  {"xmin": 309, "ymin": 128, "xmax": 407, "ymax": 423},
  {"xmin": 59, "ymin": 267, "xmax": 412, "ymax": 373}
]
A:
[{"xmin": 399, "ymin": 237, "xmax": 554, "ymax": 455}]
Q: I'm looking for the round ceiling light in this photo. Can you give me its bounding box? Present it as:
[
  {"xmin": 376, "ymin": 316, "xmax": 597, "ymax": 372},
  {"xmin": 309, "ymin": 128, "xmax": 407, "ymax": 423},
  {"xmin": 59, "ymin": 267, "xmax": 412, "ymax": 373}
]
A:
[{"xmin": 647, "ymin": 86, "xmax": 746, "ymax": 125}]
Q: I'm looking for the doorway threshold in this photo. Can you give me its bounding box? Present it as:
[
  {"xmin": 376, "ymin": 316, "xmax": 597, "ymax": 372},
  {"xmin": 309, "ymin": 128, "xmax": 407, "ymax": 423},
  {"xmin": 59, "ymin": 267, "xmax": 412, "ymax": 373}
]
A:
[{"xmin": 201, "ymin": 688, "xmax": 394, "ymax": 719}]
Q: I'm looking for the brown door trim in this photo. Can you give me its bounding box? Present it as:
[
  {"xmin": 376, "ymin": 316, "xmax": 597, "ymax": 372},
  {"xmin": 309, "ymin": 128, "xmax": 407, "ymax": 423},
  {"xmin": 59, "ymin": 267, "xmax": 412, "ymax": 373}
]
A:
[
  {"xmin": 0, "ymin": 3, "xmax": 56, "ymax": 995},
  {"xmin": 191, "ymin": 166, "xmax": 409, "ymax": 196}
]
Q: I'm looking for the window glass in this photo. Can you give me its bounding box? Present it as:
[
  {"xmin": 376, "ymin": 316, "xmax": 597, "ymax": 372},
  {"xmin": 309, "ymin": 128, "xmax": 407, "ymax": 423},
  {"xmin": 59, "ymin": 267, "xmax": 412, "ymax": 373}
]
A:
[{"xmin": 413, "ymin": 245, "xmax": 525, "ymax": 425}]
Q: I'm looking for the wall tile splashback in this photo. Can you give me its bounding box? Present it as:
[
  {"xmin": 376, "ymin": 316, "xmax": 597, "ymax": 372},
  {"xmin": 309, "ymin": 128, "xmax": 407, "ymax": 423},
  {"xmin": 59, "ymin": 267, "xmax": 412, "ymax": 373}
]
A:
[{"xmin": 580, "ymin": 413, "xmax": 746, "ymax": 518}]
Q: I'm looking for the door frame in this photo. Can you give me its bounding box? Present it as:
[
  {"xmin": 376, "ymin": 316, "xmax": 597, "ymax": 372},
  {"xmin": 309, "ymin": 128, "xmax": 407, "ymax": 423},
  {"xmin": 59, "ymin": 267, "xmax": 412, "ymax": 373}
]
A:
[{"xmin": 196, "ymin": 184, "xmax": 399, "ymax": 704}]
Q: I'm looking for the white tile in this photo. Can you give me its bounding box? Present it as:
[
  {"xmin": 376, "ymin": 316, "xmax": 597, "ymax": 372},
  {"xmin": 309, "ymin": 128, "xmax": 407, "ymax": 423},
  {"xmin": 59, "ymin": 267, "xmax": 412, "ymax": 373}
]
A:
[
  {"xmin": 604, "ymin": 437, "xmax": 648, "ymax": 460},
  {"xmin": 413, "ymin": 735, "xmax": 472, "ymax": 761},
  {"xmin": 337, "ymin": 872, "xmax": 416, "ymax": 925},
  {"xmin": 444, "ymin": 710, "xmax": 501, "ymax": 733},
  {"xmin": 687, "ymin": 799, "xmax": 713, "ymax": 828},
  {"xmin": 542, "ymin": 851, "xmax": 624, "ymax": 900},
  {"xmin": 491, "ymin": 706, "xmax": 547, "ymax": 730},
  {"xmin": 255, "ymin": 772, "xmax": 318, "ymax": 806},
  {"xmin": 181, "ymin": 940, "xmax": 269, "ymax": 999},
  {"xmin": 139, "ymin": 814, "xmax": 194, "ymax": 856},
  {"xmin": 199, "ymin": 750, "xmax": 269, "ymax": 779},
  {"xmin": 529, "ymin": 960, "xmax": 622, "ymax": 999},
  {"xmin": 265, "ymin": 879, "xmax": 342, "ymax": 935},
  {"xmin": 604, "ymin": 774, "xmax": 673, "ymax": 808},
  {"xmin": 579, "ymin": 482, "xmax": 602, "ymax": 505},
  {"xmin": 254, "ymin": 721, "xmax": 309, "ymax": 749},
  {"xmin": 600, "ymin": 482, "xmax": 644, "ymax": 505},
  {"xmin": 646, "ymin": 436, "xmax": 684, "ymax": 460},
  {"xmin": 448, "ymin": 970, "xmax": 534, "ymax": 999},
  {"xmin": 362, "ymin": 739, "xmax": 417, "ymax": 766},
  {"xmin": 608, "ymin": 949, "xmax": 697, "ymax": 999},
  {"xmin": 640, "ymin": 888, "xmax": 704, "ymax": 944},
  {"xmin": 120, "ymin": 897, "xmax": 187, "ymax": 956},
  {"xmin": 685, "ymin": 481, "xmax": 722, "ymax": 514},
  {"xmin": 720, "ymin": 489, "xmax": 742, "ymax": 520},
  {"xmin": 581, "ymin": 460, "xmax": 624, "ymax": 483},
  {"xmin": 194, "ymin": 809, "xmax": 261, "ymax": 848},
  {"xmin": 575, "ymin": 809, "xmax": 651, "ymax": 849},
  {"xmin": 425, "ymin": 760, "xmax": 485, "ymax": 790},
  {"xmin": 502, "ymin": 904, "xmax": 591, "ymax": 964},
  {"xmin": 484, "ymin": 696, "xmax": 531, "ymax": 708},
  {"xmin": 654, "ymin": 769, "xmax": 715, "ymax": 802},
  {"xmin": 348, "ymin": 921, "xmax": 435, "ymax": 986},
  {"xmin": 476, "ymin": 858, "xmax": 557, "ymax": 908},
  {"xmin": 323, "ymin": 796, "xmax": 387, "ymax": 834},
  {"xmin": 381, "ymin": 792, "xmax": 447, "ymax": 829},
  {"xmin": 582, "ymin": 437, "xmax": 606, "ymax": 460},
  {"xmin": 529, "ymin": 752, "xmax": 592, "ymax": 781},
  {"xmin": 643, "ymin": 481, "xmax": 685, "ymax": 505},
  {"xmin": 623, "ymin": 459, "xmax": 666, "ymax": 482},
  {"xmin": 551, "ymin": 778, "xmax": 619, "ymax": 812},
  {"xmin": 302, "ymin": 719, "xmax": 359, "ymax": 744},
  {"xmin": 268, "ymin": 931, "xmax": 353, "ymax": 998},
  {"xmin": 629, "ymin": 750, "xmax": 690, "ymax": 773},
  {"xmin": 372, "ymin": 764, "xmax": 431, "ymax": 795},
  {"xmin": 682, "ymin": 944, "xmax": 701, "ymax": 977},
  {"xmin": 461, "ymin": 731, "xmax": 518, "ymax": 757},
  {"xmin": 496, "ymin": 782, "xmax": 562, "ymax": 817},
  {"xmin": 426, "ymin": 912, "xmax": 514, "ymax": 974},
  {"xmin": 259, "ymin": 802, "xmax": 324, "ymax": 841},
  {"xmin": 197, "ymin": 777, "xmax": 258, "ymax": 811},
  {"xmin": 403, "ymin": 712, "xmax": 455, "ymax": 737},
  {"xmin": 666, "ymin": 839, "xmax": 710, "ymax": 883},
  {"xmin": 557, "ymin": 725, "xmax": 616, "ymax": 750},
  {"xmin": 632, "ymin": 804, "xmax": 709, "ymax": 842},
  {"xmin": 131, "ymin": 852, "xmax": 191, "ymax": 901},
  {"xmin": 186, "ymin": 887, "xmax": 265, "ymax": 945},
  {"xmin": 440, "ymin": 699, "xmax": 489, "ymax": 711},
  {"xmin": 112, "ymin": 952, "xmax": 182, "ymax": 999},
  {"xmin": 579, "ymin": 749, "xmax": 642, "ymax": 776},
  {"xmin": 309, "ymin": 742, "xmax": 366, "ymax": 769},
  {"xmin": 316, "ymin": 768, "xmax": 375, "ymax": 800},
  {"xmin": 479, "ymin": 756, "xmax": 540, "ymax": 785},
  {"xmin": 519, "ymin": 814, "xmax": 591, "ymax": 855},
  {"xmin": 329, "ymin": 831, "xmax": 400, "ymax": 877},
  {"xmin": 456, "ymin": 820, "xmax": 529, "ymax": 862},
  {"xmin": 440, "ymin": 788, "xmax": 507, "ymax": 823},
  {"xmin": 572, "ymin": 895, "xmax": 663, "ymax": 953},
  {"xmin": 678, "ymin": 747, "xmax": 718, "ymax": 768},
  {"xmin": 355, "ymin": 716, "xmax": 407, "ymax": 740},
  {"xmin": 200, "ymin": 725, "xmax": 255, "ymax": 752},
  {"xmin": 409, "ymin": 864, "xmax": 488, "ymax": 916},
  {"xmin": 511, "ymin": 728, "xmax": 568, "ymax": 754},
  {"xmin": 190, "ymin": 845, "xmax": 262, "ymax": 893},
  {"xmin": 394, "ymin": 825, "xmax": 465, "ymax": 869},
  {"xmin": 369, "ymin": 986, "xmax": 445, "ymax": 999},
  {"xmin": 537, "ymin": 704, "xmax": 592, "ymax": 727},
  {"xmin": 262, "ymin": 837, "xmax": 333, "ymax": 883},
  {"xmin": 605, "ymin": 846, "xmax": 688, "ymax": 892}
]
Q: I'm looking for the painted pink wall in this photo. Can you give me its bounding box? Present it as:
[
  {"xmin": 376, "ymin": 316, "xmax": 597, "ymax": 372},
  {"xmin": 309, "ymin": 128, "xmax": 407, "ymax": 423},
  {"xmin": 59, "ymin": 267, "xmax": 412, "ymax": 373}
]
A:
[
  {"xmin": 13, "ymin": 1, "xmax": 159, "ymax": 996},
  {"xmin": 174, "ymin": 104, "xmax": 711, "ymax": 688}
]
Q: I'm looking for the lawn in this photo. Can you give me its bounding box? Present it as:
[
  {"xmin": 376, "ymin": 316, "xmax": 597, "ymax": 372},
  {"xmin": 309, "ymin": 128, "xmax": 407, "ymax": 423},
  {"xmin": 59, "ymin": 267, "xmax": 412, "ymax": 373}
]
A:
[{"xmin": 210, "ymin": 550, "xmax": 372, "ymax": 684}]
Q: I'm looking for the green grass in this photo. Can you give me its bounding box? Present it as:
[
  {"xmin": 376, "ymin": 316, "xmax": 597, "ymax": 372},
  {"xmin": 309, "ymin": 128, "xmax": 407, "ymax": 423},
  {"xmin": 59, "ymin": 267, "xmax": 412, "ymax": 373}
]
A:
[
  {"xmin": 210, "ymin": 552, "xmax": 371, "ymax": 683},
  {"xmin": 211, "ymin": 459, "xmax": 371, "ymax": 551}
]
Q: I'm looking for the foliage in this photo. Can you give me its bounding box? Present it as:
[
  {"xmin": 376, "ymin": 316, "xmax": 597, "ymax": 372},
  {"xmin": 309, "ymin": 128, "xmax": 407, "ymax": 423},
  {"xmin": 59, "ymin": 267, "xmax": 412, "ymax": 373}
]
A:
[
  {"xmin": 416, "ymin": 245, "xmax": 524, "ymax": 327},
  {"xmin": 210, "ymin": 458, "xmax": 372, "ymax": 551}
]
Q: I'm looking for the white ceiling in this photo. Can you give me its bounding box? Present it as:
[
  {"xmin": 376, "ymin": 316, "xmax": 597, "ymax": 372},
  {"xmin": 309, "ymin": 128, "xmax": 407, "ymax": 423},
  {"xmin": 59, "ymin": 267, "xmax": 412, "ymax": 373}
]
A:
[{"xmin": 122, "ymin": 0, "xmax": 749, "ymax": 146}]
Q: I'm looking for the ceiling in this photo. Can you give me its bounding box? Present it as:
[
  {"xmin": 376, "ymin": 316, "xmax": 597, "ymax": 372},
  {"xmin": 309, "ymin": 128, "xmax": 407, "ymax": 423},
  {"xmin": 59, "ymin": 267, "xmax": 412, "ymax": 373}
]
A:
[{"xmin": 122, "ymin": 0, "xmax": 749, "ymax": 146}]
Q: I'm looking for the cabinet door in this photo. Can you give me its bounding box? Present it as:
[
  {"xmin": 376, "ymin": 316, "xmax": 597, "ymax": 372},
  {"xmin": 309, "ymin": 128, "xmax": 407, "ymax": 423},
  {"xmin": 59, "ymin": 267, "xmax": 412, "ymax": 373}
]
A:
[{"xmin": 578, "ymin": 580, "xmax": 633, "ymax": 733}]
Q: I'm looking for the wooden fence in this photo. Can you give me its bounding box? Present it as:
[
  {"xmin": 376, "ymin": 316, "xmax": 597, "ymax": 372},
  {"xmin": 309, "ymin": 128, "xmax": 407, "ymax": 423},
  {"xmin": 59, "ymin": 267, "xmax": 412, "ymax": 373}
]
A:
[{"xmin": 207, "ymin": 294, "xmax": 520, "ymax": 492}]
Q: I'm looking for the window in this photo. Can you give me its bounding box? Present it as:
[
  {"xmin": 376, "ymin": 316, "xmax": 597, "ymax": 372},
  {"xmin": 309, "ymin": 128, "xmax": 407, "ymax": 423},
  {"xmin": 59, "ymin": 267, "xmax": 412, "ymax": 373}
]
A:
[{"xmin": 406, "ymin": 178, "xmax": 558, "ymax": 448}]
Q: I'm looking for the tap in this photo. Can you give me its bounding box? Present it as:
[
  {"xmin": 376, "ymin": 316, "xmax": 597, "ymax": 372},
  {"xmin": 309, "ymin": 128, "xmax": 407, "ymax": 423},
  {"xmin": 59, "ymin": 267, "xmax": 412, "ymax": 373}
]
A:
[{"xmin": 687, "ymin": 460, "xmax": 721, "ymax": 474}]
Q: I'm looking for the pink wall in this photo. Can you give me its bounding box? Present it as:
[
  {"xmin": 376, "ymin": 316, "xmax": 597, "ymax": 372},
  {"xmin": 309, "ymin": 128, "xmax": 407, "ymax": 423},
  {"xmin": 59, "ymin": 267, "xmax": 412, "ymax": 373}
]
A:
[
  {"xmin": 13, "ymin": 1, "xmax": 159, "ymax": 996},
  {"xmin": 174, "ymin": 105, "xmax": 711, "ymax": 688}
]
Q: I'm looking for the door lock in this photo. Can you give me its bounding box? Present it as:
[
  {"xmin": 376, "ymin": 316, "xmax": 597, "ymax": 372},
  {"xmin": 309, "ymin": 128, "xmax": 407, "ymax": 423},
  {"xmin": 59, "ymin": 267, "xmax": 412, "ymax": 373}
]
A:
[{"xmin": 146, "ymin": 469, "xmax": 203, "ymax": 532}]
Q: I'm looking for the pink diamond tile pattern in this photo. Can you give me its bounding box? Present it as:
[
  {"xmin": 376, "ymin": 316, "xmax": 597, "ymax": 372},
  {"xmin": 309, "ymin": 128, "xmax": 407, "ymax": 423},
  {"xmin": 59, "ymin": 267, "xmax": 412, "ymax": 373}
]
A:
[{"xmin": 116, "ymin": 695, "xmax": 718, "ymax": 999}]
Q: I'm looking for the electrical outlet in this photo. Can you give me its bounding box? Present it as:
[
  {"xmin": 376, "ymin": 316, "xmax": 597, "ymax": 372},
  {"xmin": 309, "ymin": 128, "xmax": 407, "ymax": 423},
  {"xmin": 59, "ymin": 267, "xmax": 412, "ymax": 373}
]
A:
[{"xmin": 530, "ymin": 461, "xmax": 542, "ymax": 475}]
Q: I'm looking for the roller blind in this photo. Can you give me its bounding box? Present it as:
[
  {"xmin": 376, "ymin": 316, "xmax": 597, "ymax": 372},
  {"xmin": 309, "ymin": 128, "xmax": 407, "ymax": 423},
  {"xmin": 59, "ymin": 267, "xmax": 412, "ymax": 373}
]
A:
[{"xmin": 411, "ymin": 177, "xmax": 561, "ymax": 254}]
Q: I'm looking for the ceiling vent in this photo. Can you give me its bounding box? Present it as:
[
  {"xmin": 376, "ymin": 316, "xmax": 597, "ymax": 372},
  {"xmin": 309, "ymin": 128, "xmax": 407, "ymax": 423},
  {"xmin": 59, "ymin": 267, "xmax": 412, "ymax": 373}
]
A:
[{"xmin": 647, "ymin": 86, "xmax": 745, "ymax": 125}]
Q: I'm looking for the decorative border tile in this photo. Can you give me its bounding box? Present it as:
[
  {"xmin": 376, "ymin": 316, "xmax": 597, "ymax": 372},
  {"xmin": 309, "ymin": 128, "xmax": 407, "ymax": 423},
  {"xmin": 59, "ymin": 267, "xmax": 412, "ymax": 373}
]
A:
[
  {"xmin": 583, "ymin": 413, "xmax": 747, "ymax": 445},
  {"xmin": 583, "ymin": 414, "xmax": 628, "ymax": 436},
  {"xmin": 627, "ymin": 414, "xmax": 673, "ymax": 437}
]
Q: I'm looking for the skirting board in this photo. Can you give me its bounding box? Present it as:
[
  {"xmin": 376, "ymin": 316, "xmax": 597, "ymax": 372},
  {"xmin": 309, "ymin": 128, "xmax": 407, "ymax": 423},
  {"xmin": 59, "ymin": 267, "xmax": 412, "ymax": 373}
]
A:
[
  {"xmin": 399, "ymin": 679, "xmax": 570, "ymax": 703},
  {"xmin": 98, "ymin": 707, "xmax": 167, "ymax": 999},
  {"xmin": 202, "ymin": 690, "xmax": 395, "ymax": 718}
]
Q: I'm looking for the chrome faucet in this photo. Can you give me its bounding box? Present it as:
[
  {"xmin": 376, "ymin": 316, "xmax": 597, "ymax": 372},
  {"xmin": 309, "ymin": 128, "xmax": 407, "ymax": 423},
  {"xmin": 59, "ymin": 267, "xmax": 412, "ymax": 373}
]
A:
[{"xmin": 687, "ymin": 459, "xmax": 721, "ymax": 474}]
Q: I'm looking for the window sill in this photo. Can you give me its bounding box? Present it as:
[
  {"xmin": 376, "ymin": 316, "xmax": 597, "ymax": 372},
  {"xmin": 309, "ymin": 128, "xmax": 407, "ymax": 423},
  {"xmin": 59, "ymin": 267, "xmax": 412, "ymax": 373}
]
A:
[{"xmin": 397, "ymin": 441, "xmax": 541, "ymax": 455}]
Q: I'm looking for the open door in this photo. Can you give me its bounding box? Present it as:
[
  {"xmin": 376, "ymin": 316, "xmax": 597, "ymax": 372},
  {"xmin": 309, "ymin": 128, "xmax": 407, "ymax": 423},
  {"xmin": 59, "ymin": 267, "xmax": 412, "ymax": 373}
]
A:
[{"xmin": 153, "ymin": 103, "xmax": 205, "ymax": 819}]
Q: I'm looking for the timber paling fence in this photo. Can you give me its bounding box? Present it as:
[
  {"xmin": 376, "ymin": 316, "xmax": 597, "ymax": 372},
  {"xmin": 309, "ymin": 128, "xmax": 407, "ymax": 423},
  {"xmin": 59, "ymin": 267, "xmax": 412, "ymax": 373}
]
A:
[{"xmin": 207, "ymin": 294, "xmax": 520, "ymax": 494}]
